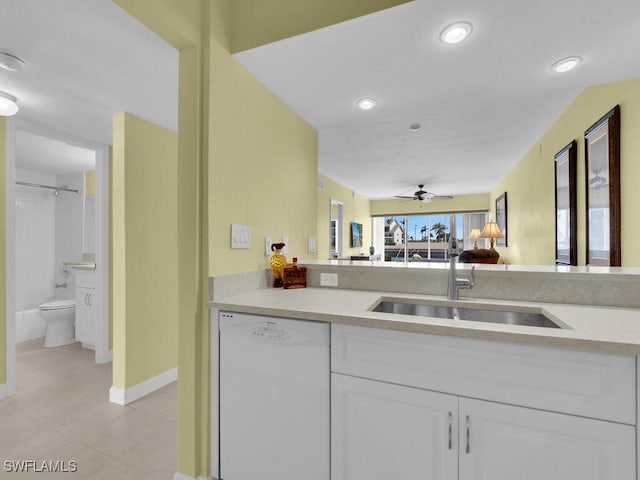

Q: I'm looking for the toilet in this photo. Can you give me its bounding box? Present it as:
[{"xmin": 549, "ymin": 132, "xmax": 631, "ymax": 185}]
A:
[{"xmin": 39, "ymin": 300, "xmax": 76, "ymax": 347}]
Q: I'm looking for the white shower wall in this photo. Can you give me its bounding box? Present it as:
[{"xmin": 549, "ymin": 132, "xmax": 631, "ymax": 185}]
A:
[
  {"xmin": 15, "ymin": 169, "xmax": 85, "ymax": 309},
  {"xmin": 15, "ymin": 169, "xmax": 57, "ymax": 309},
  {"xmin": 55, "ymin": 172, "xmax": 85, "ymax": 300}
]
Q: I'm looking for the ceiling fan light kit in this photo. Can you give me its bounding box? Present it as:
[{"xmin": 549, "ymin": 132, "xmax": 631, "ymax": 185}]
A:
[{"xmin": 394, "ymin": 184, "xmax": 453, "ymax": 202}]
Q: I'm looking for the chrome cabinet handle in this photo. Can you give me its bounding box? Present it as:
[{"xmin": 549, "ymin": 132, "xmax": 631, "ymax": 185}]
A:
[
  {"xmin": 448, "ymin": 411, "xmax": 453, "ymax": 450},
  {"xmin": 465, "ymin": 415, "xmax": 470, "ymax": 454},
  {"xmin": 85, "ymin": 294, "xmax": 89, "ymax": 306},
  {"xmin": 88, "ymin": 294, "xmax": 92, "ymax": 306}
]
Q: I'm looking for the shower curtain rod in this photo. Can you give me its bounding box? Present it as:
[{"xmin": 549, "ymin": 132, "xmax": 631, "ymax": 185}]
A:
[{"xmin": 15, "ymin": 181, "xmax": 80, "ymax": 194}]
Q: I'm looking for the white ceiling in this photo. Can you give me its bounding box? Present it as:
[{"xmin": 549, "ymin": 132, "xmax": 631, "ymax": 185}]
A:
[
  {"xmin": 15, "ymin": 130, "xmax": 95, "ymax": 175},
  {"xmin": 235, "ymin": 0, "xmax": 640, "ymax": 199},
  {"xmin": 0, "ymin": 0, "xmax": 178, "ymax": 173}
]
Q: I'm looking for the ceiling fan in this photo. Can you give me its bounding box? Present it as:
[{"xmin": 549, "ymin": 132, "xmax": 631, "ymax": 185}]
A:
[{"xmin": 394, "ymin": 184, "xmax": 453, "ymax": 203}]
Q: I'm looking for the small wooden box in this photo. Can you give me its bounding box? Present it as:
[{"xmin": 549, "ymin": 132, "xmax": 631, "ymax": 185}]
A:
[{"xmin": 282, "ymin": 265, "xmax": 307, "ymax": 289}]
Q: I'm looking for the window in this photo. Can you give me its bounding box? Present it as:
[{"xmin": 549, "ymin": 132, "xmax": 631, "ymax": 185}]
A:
[{"xmin": 373, "ymin": 212, "xmax": 488, "ymax": 262}]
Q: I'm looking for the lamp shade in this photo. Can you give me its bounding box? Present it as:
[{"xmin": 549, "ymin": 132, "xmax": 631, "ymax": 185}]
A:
[
  {"xmin": 0, "ymin": 91, "xmax": 19, "ymax": 116},
  {"xmin": 479, "ymin": 221, "xmax": 504, "ymax": 239},
  {"xmin": 469, "ymin": 227, "xmax": 481, "ymax": 249}
]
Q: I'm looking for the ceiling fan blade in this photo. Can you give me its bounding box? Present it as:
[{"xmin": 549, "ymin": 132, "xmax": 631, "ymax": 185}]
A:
[
  {"xmin": 395, "ymin": 195, "xmax": 417, "ymax": 199},
  {"xmin": 430, "ymin": 195, "xmax": 454, "ymax": 201}
]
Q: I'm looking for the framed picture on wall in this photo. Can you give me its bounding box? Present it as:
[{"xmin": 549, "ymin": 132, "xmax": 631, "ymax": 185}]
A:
[
  {"xmin": 584, "ymin": 105, "xmax": 621, "ymax": 266},
  {"xmin": 554, "ymin": 140, "xmax": 577, "ymax": 265},
  {"xmin": 350, "ymin": 222, "xmax": 363, "ymax": 248},
  {"xmin": 495, "ymin": 192, "xmax": 507, "ymax": 247}
]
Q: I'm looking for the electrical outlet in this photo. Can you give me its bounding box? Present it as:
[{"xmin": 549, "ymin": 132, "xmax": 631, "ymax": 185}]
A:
[{"xmin": 320, "ymin": 273, "xmax": 338, "ymax": 287}]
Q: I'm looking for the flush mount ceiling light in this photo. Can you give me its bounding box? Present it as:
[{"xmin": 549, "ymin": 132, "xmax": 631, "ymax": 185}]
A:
[
  {"xmin": 552, "ymin": 56, "xmax": 582, "ymax": 73},
  {"xmin": 356, "ymin": 97, "xmax": 377, "ymax": 110},
  {"xmin": 409, "ymin": 123, "xmax": 421, "ymax": 131},
  {"xmin": 0, "ymin": 91, "xmax": 19, "ymax": 116},
  {"xmin": 0, "ymin": 50, "xmax": 26, "ymax": 72},
  {"xmin": 440, "ymin": 21, "xmax": 473, "ymax": 44}
]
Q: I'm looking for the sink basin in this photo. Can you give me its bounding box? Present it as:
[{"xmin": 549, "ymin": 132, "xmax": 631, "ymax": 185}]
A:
[{"xmin": 372, "ymin": 300, "xmax": 561, "ymax": 329}]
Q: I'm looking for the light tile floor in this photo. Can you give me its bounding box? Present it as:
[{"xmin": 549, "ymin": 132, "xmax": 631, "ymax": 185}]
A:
[{"xmin": 0, "ymin": 339, "xmax": 177, "ymax": 479}]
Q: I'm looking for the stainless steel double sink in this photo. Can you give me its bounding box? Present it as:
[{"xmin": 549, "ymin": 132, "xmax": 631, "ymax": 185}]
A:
[{"xmin": 372, "ymin": 299, "xmax": 561, "ymax": 329}]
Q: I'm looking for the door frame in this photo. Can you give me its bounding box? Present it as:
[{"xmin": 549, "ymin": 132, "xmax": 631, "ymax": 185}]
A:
[{"xmin": 4, "ymin": 118, "xmax": 111, "ymax": 397}]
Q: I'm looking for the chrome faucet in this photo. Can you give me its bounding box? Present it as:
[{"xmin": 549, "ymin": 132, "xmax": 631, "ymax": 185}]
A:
[{"xmin": 447, "ymin": 215, "xmax": 475, "ymax": 300}]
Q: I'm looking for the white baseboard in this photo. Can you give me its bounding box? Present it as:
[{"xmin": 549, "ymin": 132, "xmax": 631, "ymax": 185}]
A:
[
  {"xmin": 109, "ymin": 367, "xmax": 177, "ymax": 405},
  {"xmin": 173, "ymin": 473, "xmax": 215, "ymax": 480},
  {"xmin": 0, "ymin": 383, "xmax": 9, "ymax": 401}
]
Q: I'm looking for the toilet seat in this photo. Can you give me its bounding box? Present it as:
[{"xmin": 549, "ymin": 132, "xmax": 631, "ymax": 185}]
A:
[{"xmin": 39, "ymin": 300, "xmax": 76, "ymax": 311}]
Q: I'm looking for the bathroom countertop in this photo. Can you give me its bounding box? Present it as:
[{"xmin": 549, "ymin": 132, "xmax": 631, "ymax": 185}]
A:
[{"xmin": 210, "ymin": 287, "xmax": 640, "ymax": 355}]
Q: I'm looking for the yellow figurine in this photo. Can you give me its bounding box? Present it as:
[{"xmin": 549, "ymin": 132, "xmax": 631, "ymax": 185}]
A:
[{"xmin": 270, "ymin": 242, "xmax": 287, "ymax": 287}]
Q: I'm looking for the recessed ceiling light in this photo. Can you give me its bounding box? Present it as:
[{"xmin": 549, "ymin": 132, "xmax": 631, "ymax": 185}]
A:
[
  {"xmin": 0, "ymin": 91, "xmax": 19, "ymax": 116},
  {"xmin": 0, "ymin": 50, "xmax": 26, "ymax": 72},
  {"xmin": 409, "ymin": 123, "xmax": 421, "ymax": 131},
  {"xmin": 440, "ymin": 21, "xmax": 473, "ymax": 44},
  {"xmin": 356, "ymin": 98, "xmax": 377, "ymax": 110},
  {"xmin": 552, "ymin": 56, "xmax": 582, "ymax": 73}
]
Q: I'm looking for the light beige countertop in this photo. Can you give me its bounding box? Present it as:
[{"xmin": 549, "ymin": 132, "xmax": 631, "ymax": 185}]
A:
[{"xmin": 211, "ymin": 287, "xmax": 640, "ymax": 355}]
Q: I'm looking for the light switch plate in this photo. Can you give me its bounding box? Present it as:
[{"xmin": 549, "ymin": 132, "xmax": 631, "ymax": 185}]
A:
[
  {"xmin": 265, "ymin": 236, "xmax": 272, "ymax": 256},
  {"xmin": 282, "ymin": 236, "xmax": 289, "ymax": 254},
  {"xmin": 308, "ymin": 236, "xmax": 316, "ymax": 254},
  {"xmin": 231, "ymin": 224, "xmax": 251, "ymax": 249}
]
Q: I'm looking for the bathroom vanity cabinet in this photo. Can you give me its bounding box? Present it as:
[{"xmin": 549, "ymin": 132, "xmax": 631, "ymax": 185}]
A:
[{"xmin": 75, "ymin": 270, "xmax": 97, "ymax": 346}]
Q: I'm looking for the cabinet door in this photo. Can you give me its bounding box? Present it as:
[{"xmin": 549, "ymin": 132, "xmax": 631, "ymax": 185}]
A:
[
  {"xmin": 332, "ymin": 373, "xmax": 458, "ymax": 480},
  {"xmin": 75, "ymin": 286, "xmax": 95, "ymax": 344},
  {"xmin": 459, "ymin": 398, "xmax": 636, "ymax": 480}
]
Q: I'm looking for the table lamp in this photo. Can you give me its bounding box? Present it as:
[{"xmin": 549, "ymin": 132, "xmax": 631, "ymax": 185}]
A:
[
  {"xmin": 469, "ymin": 228, "xmax": 481, "ymax": 249},
  {"xmin": 479, "ymin": 221, "xmax": 505, "ymax": 250}
]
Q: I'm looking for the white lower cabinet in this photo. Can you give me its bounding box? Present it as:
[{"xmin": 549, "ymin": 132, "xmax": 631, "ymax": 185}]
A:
[
  {"xmin": 460, "ymin": 397, "xmax": 636, "ymax": 480},
  {"xmin": 332, "ymin": 373, "xmax": 458, "ymax": 480},
  {"xmin": 74, "ymin": 270, "xmax": 96, "ymax": 345},
  {"xmin": 332, "ymin": 373, "xmax": 635, "ymax": 480},
  {"xmin": 331, "ymin": 324, "xmax": 637, "ymax": 480}
]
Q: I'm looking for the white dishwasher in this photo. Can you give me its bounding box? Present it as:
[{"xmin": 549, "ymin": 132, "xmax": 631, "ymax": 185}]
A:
[{"xmin": 219, "ymin": 312, "xmax": 330, "ymax": 480}]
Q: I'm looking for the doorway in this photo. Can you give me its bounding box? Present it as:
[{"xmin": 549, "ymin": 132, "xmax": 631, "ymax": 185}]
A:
[
  {"xmin": 330, "ymin": 199, "xmax": 344, "ymax": 258},
  {"xmin": 5, "ymin": 118, "xmax": 111, "ymax": 396}
]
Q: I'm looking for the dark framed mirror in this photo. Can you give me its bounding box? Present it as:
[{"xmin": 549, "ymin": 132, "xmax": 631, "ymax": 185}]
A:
[
  {"xmin": 554, "ymin": 140, "xmax": 577, "ymax": 265},
  {"xmin": 584, "ymin": 104, "xmax": 621, "ymax": 266}
]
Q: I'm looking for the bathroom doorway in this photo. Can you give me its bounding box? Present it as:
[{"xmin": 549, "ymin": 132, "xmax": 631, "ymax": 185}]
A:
[{"xmin": 5, "ymin": 119, "xmax": 111, "ymax": 396}]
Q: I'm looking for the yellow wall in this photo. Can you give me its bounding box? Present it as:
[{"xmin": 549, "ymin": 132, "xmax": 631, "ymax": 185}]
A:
[
  {"xmin": 208, "ymin": 14, "xmax": 318, "ymax": 276},
  {"xmin": 111, "ymin": 112, "xmax": 179, "ymax": 389},
  {"xmin": 370, "ymin": 193, "xmax": 490, "ymax": 216},
  {"xmin": 84, "ymin": 170, "xmax": 96, "ymax": 197},
  {"xmin": 317, "ymin": 174, "xmax": 371, "ymax": 259},
  {"xmin": 491, "ymin": 78, "xmax": 640, "ymax": 266},
  {"xmin": 231, "ymin": 0, "xmax": 412, "ymax": 53},
  {"xmin": 0, "ymin": 117, "xmax": 6, "ymax": 385},
  {"xmin": 108, "ymin": 148, "xmax": 113, "ymax": 350},
  {"xmin": 109, "ymin": 1, "xmax": 415, "ymax": 477}
]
